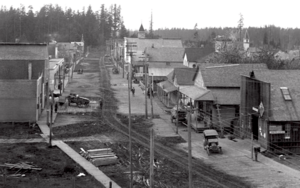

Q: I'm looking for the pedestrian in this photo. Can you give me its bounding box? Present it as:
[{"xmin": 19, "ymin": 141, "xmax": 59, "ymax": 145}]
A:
[
  {"xmin": 147, "ymin": 89, "xmax": 150, "ymax": 98},
  {"xmin": 55, "ymin": 102, "xmax": 58, "ymax": 113},
  {"xmin": 99, "ymin": 98, "xmax": 103, "ymax": 109},
  {"xmin": 131, "ymin": 87, "xmax": 135, "ymax": 96}
]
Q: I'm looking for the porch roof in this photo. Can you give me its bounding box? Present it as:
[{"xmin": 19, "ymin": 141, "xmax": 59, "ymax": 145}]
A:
[
  {"xmin": 157, "ymin": 80, "xmax": 177, "ymax": 93},
  {"xmin": 149, "ymin": 67, "xmax": 174, "ymax": 77},
  {"xmin": 180, "ymin": 86, "xmax": 210, "ymax": 100}
]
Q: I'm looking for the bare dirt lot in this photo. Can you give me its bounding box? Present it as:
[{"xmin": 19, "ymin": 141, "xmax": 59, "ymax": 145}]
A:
[
  {"xmin": 0, "ymin": 143, "xmax": 104, "ymax": 188},
  {"xmin": 0, "ymin": 123, "xmax": 41, "ymax": 139}
]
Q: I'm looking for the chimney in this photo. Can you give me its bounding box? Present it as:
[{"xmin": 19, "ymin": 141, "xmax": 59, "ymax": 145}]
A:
[
  {"xmin": 250, "ymin": 71, "xmax": 255, "ymax": 78},
  {"xmin": 28, "ymin": 63, "xmax": 32, "ymax": 80}
]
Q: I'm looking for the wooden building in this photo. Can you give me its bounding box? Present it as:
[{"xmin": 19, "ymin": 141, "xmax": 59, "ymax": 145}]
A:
[{"xmin": 241, "ymin": 70, "xmax": 300, "ymax": 153}]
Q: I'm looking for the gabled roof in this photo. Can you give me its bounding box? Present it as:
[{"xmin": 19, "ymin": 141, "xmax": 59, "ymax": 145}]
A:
[
  {"xmin": 139, "ymin": 24, "xmax": 145, "ymax": 31},
  {"xmin": 253, "ymin": 70, "xmax": 300, "ymax": 121},
  {"xmin": 202, "ymin": 63, "xmax": 268, "ymax": 87},
  {"xmin": 210, "ymin": 88, "xmax": 240, "ymax": 105},
  {"xmin": 126, "ymin": 38, "xmax": 183, "ymax": 53},
  {"xmin": 145, "ymin": 47, "xmax": 184, "ymax": 62},
  {"xmin": 0, "ymin": 43, "xmax": 48, "ymax": 60},
  {"xmin": 169, "ymin": 68, "xmax": 198, "ymax": 85},
  {"xmin": 184, "ymin": 45, "xmax": 215, "ymax": 62}
]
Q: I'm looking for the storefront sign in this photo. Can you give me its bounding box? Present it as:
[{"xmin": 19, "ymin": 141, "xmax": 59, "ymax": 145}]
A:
[
  {"xmin": 269, "ymin": 125, "xmax": 285, "ymax": 134},
  {"xmin": 269, "ymin": 130, "xmax": 285, "ymax": 134}
]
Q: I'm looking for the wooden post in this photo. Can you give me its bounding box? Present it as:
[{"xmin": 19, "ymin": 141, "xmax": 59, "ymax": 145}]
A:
[
  {"xmin": 176, "ymin": 87, "xmax": 179, "ymax": 134},
  {"xmin": 216, "ymin": 104, "xmax": 223, "ymax": 137},
  {"xmin": 251, "ymin": 133, "xmax": 254, "ymax": 160},
  {"xmin": 128, "ymin": 52, "xmax": 133, "ymax": 188},
  {"xmin": 150, "ymin": 86, "xmax": 154, "ymax": 119},
  {"xmin": 249, "ymin": 114, "xmax": 253, "ymax": 160},
  {"xmin": 150, "ymin": 128, "xmax": 154, "ymax": 188},
  {"xmin": 188, "ymin": 99, "xmax": 192, "ymax": 188}
]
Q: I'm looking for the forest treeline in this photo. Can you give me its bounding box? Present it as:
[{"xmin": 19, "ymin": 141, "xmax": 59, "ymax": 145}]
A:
[
  {"xmin": 154, "ymin": 26, "xmax": 300, "ymax": 50},
  {"xmin": 0, "ymin": 4, "xmax": 129, "ymax": 47},
  {"xmin": 1, "ymin": 4, "xmax": 300, "ymax": 51}
]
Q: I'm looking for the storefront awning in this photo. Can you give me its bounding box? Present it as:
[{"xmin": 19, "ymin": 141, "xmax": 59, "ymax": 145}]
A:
[
  {"xmin": 180, "ymin": 86, "xmax": 212, "ymax": 100},
  {"xmin": 157, "ymin": 80, "xmax": 178, "ymax": 93}
]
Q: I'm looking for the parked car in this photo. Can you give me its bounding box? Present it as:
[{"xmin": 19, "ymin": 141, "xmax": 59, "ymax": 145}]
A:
[
  {"xmin": 203, "ymin": 129, "xmax": 222, "ymax": 155},
  {"xmin": 112, "ymin": 67, "xmax": 119, "ymax": 74},
  {"xmin": 170, "ymin": 106, "xmax": 187, "ymax": 124},
  {"xmin": 67, "ymin": 93, "xmax": 90, "ymax": 108}
]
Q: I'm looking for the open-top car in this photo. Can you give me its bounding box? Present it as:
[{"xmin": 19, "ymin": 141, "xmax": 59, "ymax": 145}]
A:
[
  {"xmin": 67, "ymin": 93, "xmax": 90, "ymax": 108},
  {"xmin": 170, "ymin": 106, "xmax": 187, "ymax": 124},
  {"xmin": 203, "ymin": 129, "xmax": 222, "ymax": 155}
]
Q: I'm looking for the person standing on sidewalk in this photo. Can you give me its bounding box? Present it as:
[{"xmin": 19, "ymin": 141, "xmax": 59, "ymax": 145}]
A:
[
  {"xmin": 99, "ymin": 98, "xmax": 103, "ymax": 109},
  {"xmin": 131, "ymin": 87, "xmax": 135, "ymax": 96}
]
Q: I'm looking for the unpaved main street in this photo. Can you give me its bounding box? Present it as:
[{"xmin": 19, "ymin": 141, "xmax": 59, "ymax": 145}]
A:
[{"xmin": 55, "ymin": 48, "xmax": 300, "ymax": 188}]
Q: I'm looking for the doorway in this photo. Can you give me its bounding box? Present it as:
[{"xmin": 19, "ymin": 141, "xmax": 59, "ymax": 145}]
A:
[{"xmin": 251, "ymin": 115, "xmax": 259, "ymax": 140}]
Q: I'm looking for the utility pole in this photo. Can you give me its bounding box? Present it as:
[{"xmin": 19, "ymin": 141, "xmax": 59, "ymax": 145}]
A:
[
  {"xmin": 128, "ymin": 52, "xmax": 133, "ymax": 188},
  {"xmin": 176, "ymin": 87, "xmax": 180, "ymax": 134},
  {"xmin": 145, "ymin": 69, "xmax": 148, "ymax": 119},
  {"xmin": 150, "ymin": 74, "xmax": 154, "ymax": 118},
  {"xmin": 188, "ymin": 99, "xmax": 192, "ymax": 188},
  {"xmin": 150, "ymin": 128, "xmax": 154, "ymax": 188},
  {"xmin": 49, "ymin": 90, "xmax": 54, "ymax": 147}
]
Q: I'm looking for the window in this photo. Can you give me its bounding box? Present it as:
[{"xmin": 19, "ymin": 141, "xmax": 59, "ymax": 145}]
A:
[{"xmin": 280, "ymin": 87, "xmax": 292, "ymax": 101}]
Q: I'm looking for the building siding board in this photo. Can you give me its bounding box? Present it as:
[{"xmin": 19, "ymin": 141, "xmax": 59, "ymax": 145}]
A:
[
  {"xmin": 0, "ymin": 80, "xmax": 37, "ymax": 98},
  {"xmin": 0, "ymin": 98, "xmax": 36, "ymax": 122},
  {"xmin": 0, "ymin": 60, "xmax": 45, "ymax": 79},
  {"xmin": 0, "ymin": 80, "xmax": 37, "ymax": 122}
]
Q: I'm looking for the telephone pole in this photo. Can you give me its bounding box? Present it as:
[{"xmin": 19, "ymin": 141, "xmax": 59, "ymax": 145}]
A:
[
  {"xmin": 176, "ymin": 87, "xmax": 180, "ymax": 134},
  {"xmin": 145, "ymin": 67, "xmax": 148, "ymax": 119},
  {"xmin": 128, "ymin": 52, "xmax": 133, "ymax": 188},
  {"xmin": 188, "ymin": 99, "xmax": 192, "ymax": 188}
]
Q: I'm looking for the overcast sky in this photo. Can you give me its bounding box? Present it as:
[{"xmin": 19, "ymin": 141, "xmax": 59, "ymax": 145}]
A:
[{"xmin": 3, "ymin": 0, "xmax": 300, "ymax": 30}]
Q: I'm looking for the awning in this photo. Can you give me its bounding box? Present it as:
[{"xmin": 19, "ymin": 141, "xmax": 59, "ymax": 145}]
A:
[
  {"xmin": 148, "ymin": 67, "xmax": 174, "ymax": 77},
  {"xmin": 180, "ymin": 86, "xmax": 211, "ymax": 100},
  {"xmin": 157, "ymin": 80, "xmax": 178, "ymax": 93}
]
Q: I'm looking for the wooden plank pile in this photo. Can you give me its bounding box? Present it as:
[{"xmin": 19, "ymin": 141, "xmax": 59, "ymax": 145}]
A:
[
  {"xmin": 0, "ymin": 162, "xmax": 42, "ymax": 177},
  {"xmin": 79, "ymin": 148, "xmax": 118, "ymax": 167}
]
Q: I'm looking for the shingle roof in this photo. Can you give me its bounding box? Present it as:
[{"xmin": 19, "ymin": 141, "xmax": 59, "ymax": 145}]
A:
[
  {"xmin": 180, "ymin": 86, "xmax": 210, "ymax": 100},
  {"xmin": 202, "ymin": 63, "xmax": 268, "ymax": 87},
  {"xmin": 184, "ymin": 45, "xmax": 215, "ymax": 62},
  {"xmin": 0, "ymin": 43, "xmax": 48, "ymax": 60},
  {"xmin": 126, "ymin": 38, "xmax": 183, "ymax": 52},
  {"xmin": 157, "ymin": 80, "xmax": 177, "ymax": 93},
  {"xmin": 148, "ymin": 62, "xmax": 185, "ymax": 68},
  {"xmin": 210, "ymin": 88, "xmax": 240, "ymax": 105},
  {"xmin": 253, "ymin": 70, "xmax": 300, "ymax": 121},
  {"xmin": 145, "ymin": 47, "xmax": 184, "ymax": 62},
  {"xmin": 173, "ymin": 68, "xmax": 198, "ymax": 85}
]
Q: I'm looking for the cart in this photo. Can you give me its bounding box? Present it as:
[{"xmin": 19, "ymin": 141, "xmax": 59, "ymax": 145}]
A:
[{"xmin": 203, "ymin": 129, "xmax": 222, "ymax": 155}]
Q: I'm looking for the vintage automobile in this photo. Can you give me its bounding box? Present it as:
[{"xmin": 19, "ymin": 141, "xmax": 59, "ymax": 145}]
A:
[
  {"xmin": 203, "ymin": 129, "xmax": 222, "ymax": 155},
  {"xmin": 170, "ymin": 106, "xmax": 187, "ymax": 124},
  {"xmin": 112, "ymin": 67, "xmax": 119, "ymax": 74},
  {"xmin": 67, "ymin": 93, "xmax": 90, "ymax": 108}
]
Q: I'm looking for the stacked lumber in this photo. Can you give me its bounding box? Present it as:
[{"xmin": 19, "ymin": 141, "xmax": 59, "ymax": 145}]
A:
[
  {"xmin": 79, "ymin": 148, "xmax": 118, "ymax": 167},
  {"xmin": 0, "ymin": 162, "xmax": 42, "ymax": 177}
]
